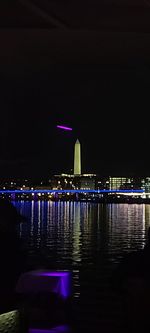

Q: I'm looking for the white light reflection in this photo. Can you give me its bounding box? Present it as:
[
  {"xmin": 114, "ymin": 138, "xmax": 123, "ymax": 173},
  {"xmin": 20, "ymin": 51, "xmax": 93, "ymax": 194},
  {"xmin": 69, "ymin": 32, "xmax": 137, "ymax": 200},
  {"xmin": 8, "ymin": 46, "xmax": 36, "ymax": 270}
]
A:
[
  {"xmin": 30, "ymin": 200, "xmax": 34, "ymax": 237},
  {"xmin": 141, "ymin": 204, "xmax": 146, "ymax": 249},
  {"xmin": 18, "ymin": 201, "xmax": 25, "ymax": 237},
  {"xmin": 47, "ymin": 200, "xmax": 50, "ymax": 233},
  {"xmin": 144, "ymin": 205, "xmax": 150, "ymax": 243},
  {"xmin": 72, "ymin": 203, "xmax": 81, "ymax": 265},
  {"xmin": 37, "ymin": 200, "xmax": 41, "ymax": 248},
  {"xmin": 108, "ymin": 204, "xmax": 147, "ymax": 263}
]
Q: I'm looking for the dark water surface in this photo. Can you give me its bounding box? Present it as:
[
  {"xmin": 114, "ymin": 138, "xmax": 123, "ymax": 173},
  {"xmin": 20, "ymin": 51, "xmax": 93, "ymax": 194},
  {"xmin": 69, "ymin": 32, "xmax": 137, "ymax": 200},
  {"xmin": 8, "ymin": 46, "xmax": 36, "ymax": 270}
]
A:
[{"xmin": 13, "ymin": 201, "xmax": 150, "ymax": 332}]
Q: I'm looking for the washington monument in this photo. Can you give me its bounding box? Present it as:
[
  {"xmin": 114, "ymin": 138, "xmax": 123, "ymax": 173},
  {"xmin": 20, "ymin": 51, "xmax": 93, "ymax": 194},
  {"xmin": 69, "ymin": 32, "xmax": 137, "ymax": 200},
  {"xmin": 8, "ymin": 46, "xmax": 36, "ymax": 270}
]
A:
[{"xmin": 74, "ymin": 139, "xmax": 81, "ymax": 175}]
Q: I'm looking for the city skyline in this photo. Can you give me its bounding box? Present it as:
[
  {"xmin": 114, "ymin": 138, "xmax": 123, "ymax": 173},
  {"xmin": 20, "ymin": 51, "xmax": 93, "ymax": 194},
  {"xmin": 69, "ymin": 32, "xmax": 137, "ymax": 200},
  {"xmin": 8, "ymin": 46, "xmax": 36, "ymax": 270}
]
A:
[
  {"xmin": 1, "ymin": 4, "xmax": 150, "ymax": 331},
  {"xmin": 1, "ymin": 1, "xmax": 150, "ymax": 179},
  {"xmin": 0, "ymin": 68, "xmax": 150, "ymax": 180}
]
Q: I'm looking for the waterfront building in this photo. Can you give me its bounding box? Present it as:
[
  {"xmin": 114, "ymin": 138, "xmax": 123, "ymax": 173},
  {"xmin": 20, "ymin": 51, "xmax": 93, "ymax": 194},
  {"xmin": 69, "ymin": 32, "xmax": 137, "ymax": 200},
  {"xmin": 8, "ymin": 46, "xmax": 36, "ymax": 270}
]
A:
[
  {"xmin": 108, "ymin": 177, "xmax": 147, "ymax": 191},
  {"xmin": 51, "ymin": 173, "xmax": 97, "ymax": 190},
  {"xmin": 109, "ymin": 177, "xmax": 127, "ymax": 190},
  {"xmin": 51, "ymin": 174, "xmax": 75, "ymax": 190},
  {"xmin": 138, "ymin": 178, "xmax": 150, "ymax": 197},
  {"xmin": 96, "ymin": 178, "xmax": 110, "ymax": 191},
  {"xmin": 80, "ymin": 174, "xmax": 96, "ymax": 190}
]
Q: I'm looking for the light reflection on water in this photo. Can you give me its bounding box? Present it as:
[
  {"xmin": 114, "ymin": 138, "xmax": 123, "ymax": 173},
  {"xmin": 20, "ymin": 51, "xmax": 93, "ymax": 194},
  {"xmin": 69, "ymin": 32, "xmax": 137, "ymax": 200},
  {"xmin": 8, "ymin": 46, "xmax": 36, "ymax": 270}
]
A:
[{"xmin": 13, "ymin": 201, "xmax": 150, "ymax": 298}]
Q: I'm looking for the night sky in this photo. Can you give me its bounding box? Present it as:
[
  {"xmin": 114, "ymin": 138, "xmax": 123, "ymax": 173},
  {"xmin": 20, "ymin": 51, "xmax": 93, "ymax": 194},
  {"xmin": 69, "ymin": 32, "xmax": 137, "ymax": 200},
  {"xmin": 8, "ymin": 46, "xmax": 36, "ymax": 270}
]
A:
[{"xmin": 0, "ymin": 27, "xmax": 150, "ymax": 180}]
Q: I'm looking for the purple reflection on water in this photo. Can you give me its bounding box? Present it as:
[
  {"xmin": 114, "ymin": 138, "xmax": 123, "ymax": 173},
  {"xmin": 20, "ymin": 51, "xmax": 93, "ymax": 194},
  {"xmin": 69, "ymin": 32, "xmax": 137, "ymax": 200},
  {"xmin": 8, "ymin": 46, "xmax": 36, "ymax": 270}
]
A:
[
  {"xmin": 33, "ymin": 271, "xmax": 71, "ymax": 299},
  {"xmin": 34, "ymin": 272, "xmax": 69, "ymax": 277},
  {"xmin": 29, "ymin": 325, "xmax": 70, "ymax": 333},
  {"xmin": 16, "ymin": 270, "xmax": 71, "ymax": 299}
]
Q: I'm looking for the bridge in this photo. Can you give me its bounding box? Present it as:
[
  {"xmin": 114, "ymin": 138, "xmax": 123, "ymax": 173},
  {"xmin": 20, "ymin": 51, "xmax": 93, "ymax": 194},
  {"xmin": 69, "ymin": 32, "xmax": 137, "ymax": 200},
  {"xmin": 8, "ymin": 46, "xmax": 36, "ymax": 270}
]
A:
[
  {"xmin": 0, "ymin": 189, "xmax": 145, "ymax": 194},
  {"xmin": 0, "ymin": 189, "xmax": 147, "ymax": 202}
]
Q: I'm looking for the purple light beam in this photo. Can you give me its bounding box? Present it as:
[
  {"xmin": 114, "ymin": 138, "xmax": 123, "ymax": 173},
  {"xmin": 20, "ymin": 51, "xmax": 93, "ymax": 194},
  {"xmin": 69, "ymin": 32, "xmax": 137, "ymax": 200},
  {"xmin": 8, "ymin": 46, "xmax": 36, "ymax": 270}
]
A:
[{"xmin": 56, "ymin": 125, "xmax": 72, "ymax": 131}]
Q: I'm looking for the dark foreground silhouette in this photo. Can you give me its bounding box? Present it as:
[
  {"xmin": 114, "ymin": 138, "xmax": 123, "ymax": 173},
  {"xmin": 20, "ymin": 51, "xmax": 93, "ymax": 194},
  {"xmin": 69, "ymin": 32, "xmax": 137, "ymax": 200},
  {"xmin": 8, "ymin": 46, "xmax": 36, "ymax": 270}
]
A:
[
  {"xmin": 0, "ymin": 198, "xmax": 27, "ymax": 314},
  {"xmin": 112, "ymin": 227, "xmax": 150, "ymax": 332}
]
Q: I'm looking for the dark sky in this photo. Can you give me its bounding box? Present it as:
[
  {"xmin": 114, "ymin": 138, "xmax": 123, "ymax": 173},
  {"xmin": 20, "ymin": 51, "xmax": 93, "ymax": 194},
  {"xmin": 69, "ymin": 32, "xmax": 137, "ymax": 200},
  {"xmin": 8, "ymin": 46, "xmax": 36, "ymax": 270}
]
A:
[{"xmin": 0, "ymin": 27, "xmax": 150, "ymax": 180}]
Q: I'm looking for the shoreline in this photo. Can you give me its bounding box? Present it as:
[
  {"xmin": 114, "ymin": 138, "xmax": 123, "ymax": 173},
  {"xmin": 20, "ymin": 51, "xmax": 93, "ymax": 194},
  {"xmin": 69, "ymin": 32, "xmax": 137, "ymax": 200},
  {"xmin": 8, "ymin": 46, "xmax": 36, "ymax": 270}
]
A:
[{"xmin": 1, "ymin": 197, "xmax": 150, "ymax": 204}]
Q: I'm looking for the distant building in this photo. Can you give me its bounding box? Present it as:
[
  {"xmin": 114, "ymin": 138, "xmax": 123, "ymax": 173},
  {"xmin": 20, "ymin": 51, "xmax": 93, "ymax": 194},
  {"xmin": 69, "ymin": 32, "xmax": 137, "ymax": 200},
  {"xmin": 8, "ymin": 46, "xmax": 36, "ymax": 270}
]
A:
[
  {"xmin": 51, "ymin": 173, "xmax": 97, "ymax": 190},
  {"xmin": 50, "ymin": 138, "xmax": 97, "ymax": 190},
  {"xmin": 144, "ymin": 178, "xmax": 150, "ymax": 193},
  {"xmin": 109, "ymin": 177, "xmax": 127, "ymax": 190},
  {"xmin": 80, "ymin": 174, "xmax": 96, "ymax": 190},
  {"xmin": 51, "ymin": 174, "xmax": 75, "ymax": 190},
  {"xmin": 49, "ymin": 139, "xmax": 150, "ymax": 193},
  {"xmin": 96, "ymin": 177, "xmax": 109, "ymax": 191},
  {"xmin": 108, "ymin": 177, "xmax": 146, "ymax": 191}
]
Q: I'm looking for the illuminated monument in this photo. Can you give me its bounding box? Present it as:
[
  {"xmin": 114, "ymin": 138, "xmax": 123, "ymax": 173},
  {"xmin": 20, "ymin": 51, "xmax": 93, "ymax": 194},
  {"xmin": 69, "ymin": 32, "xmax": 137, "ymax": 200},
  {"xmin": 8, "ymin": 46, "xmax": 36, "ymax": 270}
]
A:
[
  {"xmin": 51, "ymin": 138, "xmax": 97, "ymax": 190},
  {"xmin": 74, "ymin": 139, "xmax": 81, "ymax": 175}
]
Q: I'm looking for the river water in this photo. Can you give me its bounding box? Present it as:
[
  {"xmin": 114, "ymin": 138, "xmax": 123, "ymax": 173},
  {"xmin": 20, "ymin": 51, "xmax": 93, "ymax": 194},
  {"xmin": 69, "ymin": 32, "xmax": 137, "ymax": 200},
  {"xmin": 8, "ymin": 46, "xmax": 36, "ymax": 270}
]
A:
[{"xmin": 13, "ymin": 201, "xmax": 150, "ymax": 332}]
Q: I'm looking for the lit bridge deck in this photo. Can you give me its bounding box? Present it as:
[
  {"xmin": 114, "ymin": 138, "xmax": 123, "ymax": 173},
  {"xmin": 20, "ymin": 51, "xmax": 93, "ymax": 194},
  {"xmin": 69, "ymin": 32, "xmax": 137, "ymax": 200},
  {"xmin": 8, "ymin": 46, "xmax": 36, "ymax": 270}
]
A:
[{"xmin": 0, "ymin": 189, "xmax": 145, "ymax": 194}]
